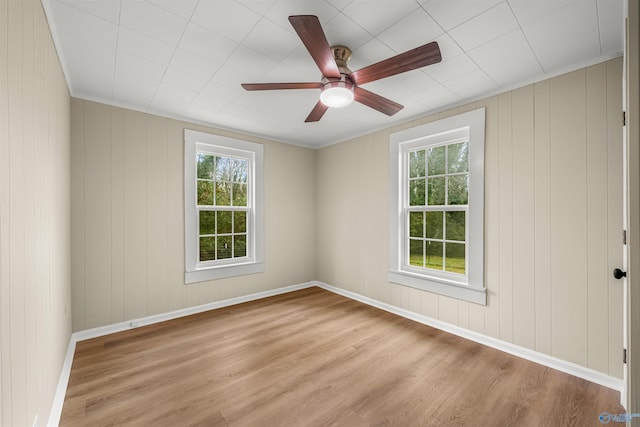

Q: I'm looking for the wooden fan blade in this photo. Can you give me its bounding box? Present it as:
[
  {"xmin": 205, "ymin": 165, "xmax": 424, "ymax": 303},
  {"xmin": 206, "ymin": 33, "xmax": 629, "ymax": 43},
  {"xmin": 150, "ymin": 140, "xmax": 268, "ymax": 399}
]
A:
[
  {"xmin": 305, "ymin": 100, "xmax": 329, "ymax": 122},
  {"xmin": 242, "ymin": 82, "xmax": 322, "ymax": 91},
  {"xmin": 354, "ymin": 87, "xmax": 403, "ymax": 116},
  {"xmin": 349, "ymin": 42, "xmax": 441, "ymax": 86},
  {"xmin": 288, "ymin": 15, "xmax": 341, "ymax": 79}
]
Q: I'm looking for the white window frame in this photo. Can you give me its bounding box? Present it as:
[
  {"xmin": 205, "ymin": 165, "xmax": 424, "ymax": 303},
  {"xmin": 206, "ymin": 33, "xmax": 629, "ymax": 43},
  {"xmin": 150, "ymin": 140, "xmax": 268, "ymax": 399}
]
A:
[
  {"xmin": 184, "ymin": 129, "xmax": 264, "ymax": 284},
  {"xmin": 389, "ymin": 108, "xmax": 486, "ymax": 305}
]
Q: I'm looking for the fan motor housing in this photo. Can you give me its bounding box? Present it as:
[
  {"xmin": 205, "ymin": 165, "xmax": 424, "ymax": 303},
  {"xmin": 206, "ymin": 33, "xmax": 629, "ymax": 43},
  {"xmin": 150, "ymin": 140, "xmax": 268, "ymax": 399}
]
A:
[{"xmin": 330, "ymin": 45, "xmax": 353, "ymax": 76}]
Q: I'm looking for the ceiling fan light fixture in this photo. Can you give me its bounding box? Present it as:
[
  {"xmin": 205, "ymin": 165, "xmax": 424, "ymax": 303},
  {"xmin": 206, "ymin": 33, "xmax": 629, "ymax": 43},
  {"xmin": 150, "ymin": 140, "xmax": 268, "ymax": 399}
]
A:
[{"xmin": 320, "ymin": 77, "xmax": 354, "ymax": 108}]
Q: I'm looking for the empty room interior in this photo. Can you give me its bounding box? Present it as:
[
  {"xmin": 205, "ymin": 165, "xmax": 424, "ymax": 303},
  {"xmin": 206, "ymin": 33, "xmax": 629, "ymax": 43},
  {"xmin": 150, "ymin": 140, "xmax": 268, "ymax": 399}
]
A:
[{"xmin": 1, "ymin": 0, "xmax": 640, "ymax": 426}]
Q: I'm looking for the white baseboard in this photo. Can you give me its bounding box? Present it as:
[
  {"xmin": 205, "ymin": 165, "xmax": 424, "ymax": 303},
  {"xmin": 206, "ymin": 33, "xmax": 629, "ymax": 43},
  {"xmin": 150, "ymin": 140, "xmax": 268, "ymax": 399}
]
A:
[
  {"xmin": 48, "ymin": 279, "xmax": 623, "ymax": 427},
  {"xmin": 314, "ymin": 281, "xmax": 624, "ymax": 393},
  {"xmin": 47, "ymin": 338, "xmax": 76, "ymax": 427}
]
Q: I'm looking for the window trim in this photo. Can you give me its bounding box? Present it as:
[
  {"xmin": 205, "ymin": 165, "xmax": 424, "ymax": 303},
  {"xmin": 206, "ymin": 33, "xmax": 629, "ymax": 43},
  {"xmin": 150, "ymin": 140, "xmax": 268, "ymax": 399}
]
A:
[
  {"xmin": 389, "ymin": 108, "xmax": 486, "ymax": 305},
  {"xmin": 184, "ymin": 129, "xmax": 264, "ymax": 284}
]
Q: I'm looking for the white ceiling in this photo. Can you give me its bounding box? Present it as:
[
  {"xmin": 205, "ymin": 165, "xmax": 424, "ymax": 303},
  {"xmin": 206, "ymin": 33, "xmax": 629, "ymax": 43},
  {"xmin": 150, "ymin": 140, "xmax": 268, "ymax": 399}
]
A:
[{"xmin": 43, "ymin": 0, "xmax": 623, "ymax": 148}]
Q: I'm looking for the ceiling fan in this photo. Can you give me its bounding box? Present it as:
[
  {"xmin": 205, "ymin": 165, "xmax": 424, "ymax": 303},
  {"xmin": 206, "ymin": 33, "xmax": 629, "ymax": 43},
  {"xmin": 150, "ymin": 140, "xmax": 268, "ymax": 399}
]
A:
[{"xmin": 241, "ymin": 15, "xmax": 442, "ymax": 122}]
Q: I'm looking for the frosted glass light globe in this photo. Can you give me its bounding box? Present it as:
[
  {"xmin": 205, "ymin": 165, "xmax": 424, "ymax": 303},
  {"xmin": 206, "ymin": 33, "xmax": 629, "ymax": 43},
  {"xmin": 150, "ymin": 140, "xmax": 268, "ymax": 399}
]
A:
[{"xmin": 320, "ymin": 79, "xmax": 354, "ymax": 108}]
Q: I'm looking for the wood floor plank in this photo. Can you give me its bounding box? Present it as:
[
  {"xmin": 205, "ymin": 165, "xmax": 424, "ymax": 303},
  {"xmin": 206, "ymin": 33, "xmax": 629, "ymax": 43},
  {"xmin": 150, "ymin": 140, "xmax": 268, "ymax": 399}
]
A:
[{"xmin": 60, "ymin": 287, "xmax": 624, "ymax": 426}]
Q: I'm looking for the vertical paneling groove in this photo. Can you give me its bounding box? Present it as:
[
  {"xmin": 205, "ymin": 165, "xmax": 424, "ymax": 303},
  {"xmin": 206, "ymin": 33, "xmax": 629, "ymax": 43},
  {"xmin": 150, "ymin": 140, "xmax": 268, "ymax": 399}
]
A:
[
  {"xmin": 498, "ymin": 92, "xmax": 514, "ymax": 343},
  {"xmin": 511, "ymin": 86, "xmax": 535, "ymax": 349},
  {"xmin": 438, "ymin": 295, "xmax": 458, "ymax": 326},
  {"xmin": 585, "ymin": 63, "xmax": 610, "ymax": 373},
  {"xmin": 8, "ymin": 1, "xmax": 26, "ymax": 425},
  {"xmin": 0, "ymin": 0, "xmax": 10, "ymax": 423},
  {"xmin": 21, "ymin": 1, "xmax": 36, "ymax": 420},
  {"xmin": 533, "ymin": 81, "xmax": 552, "ymax": 355},
  {"xmin": 111, "ymin": 107, "xmax": 124, "ymax": 323},
  {"xmin": 146, "ymin": 115, "xmax": 169, "ymax": 316},
  {"xmin": 84, "ymin": 102, "xmax": 112, "ymax": 328},
  {"xmin": 123, "ymin": 111, "xmax": 148, "ymax": 320},
  {"xmin": 549, "ymin": 70, "xmax": 589, "ymax": 366},
  {"xmin": 32, "ymin": 2, "xmax": 43, "ymax": 412},
  {"xmin": 70, "ymin": 100, "xmax": 85, "ymax": 331},
  {"xmin": 166, "ymin": 121, "xmax": 185, "ymax": 312}
]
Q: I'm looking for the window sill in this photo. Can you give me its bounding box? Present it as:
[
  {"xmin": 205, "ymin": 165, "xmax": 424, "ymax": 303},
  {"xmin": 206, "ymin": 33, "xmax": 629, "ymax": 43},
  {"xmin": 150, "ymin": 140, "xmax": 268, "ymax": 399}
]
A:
[
  {"xmin": 388, "ymin": 270, "xmax": 486, "ymax": 305},
  {"xmin": 186, "ymin": 262, "xmax": 264, "ymax": 284}
]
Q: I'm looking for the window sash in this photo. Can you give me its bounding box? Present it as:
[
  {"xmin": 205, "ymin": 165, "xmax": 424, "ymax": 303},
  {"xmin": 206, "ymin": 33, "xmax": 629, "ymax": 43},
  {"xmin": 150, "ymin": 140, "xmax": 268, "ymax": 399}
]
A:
[
  {"xmin": 403, "ymin": 140, "xmax": 470, "ymax": 281},
  {"xmin": 196, "ymin": 206, "xmax": 251, "ymax": 266},
  {"xmin": 403, "ymin": 206, "xmax": 469, "ymax": 281},
  {"xmin": 194, "ymin": 149, "xmax": 255, "ymax": 269}
]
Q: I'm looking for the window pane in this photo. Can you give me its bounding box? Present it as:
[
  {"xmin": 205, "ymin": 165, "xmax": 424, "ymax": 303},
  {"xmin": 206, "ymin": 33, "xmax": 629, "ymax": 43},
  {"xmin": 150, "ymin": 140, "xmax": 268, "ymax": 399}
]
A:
[
  {"xmin": 197, "ymin": 154, "xmax": 215, "ymax": 179},
  {"xmin": 199, "ymin": 211, "xmax": 216, "ymax": 235},
  {"xmin": 199, "ymin": 237, "xmax": 216, "ymax": 261},
  {"xmin": 409, "ymin": 150, "xmax": 425, "ymax": 178},
  {"xmin": 445, "ymin": 211, "xmax": 465, "ymax": 241},
  {"xmin": 232, "ymin": 183, "xmax": 247, "ymax": 206},
  {"xmin": 217, "ymin": 210, "xmax": 232, "ymax": 234},
  {"xmin": 427, "ymin": 177, "xmax": 445, "ymax": 205},
  {"xmin": 445, "ymin": 243, "xmax": 465, "ymax": 274},
  {"xmin": 234, "ymin": 235, "xmax": 247, "ymax": 258},
  {"xmin": 217, "ymin": 236, "xmax": 232, "ymax": 259},
  {"xmin": 197, "ymin": 181, "xmax": 214, "ymax": 205},
  {"xmin": 447, "ymin": 141, "xmax": 469, "ymax": 173},
  {"xmin": 448, "ymin": 175, "xmax": 468, "ymax": 205},
  {"xmin": 409, "ymin": 179, "xmax": 425, "ymax": 206},
  {"xmin": 425, "ymin": 241, "xmax": 443, "ymax": 270},
  {"xmin": 215, "ymin": 182, "xmax": 231, "ymax": 206},
  {"xmin": 232, "ymin": 159, "xmax": 248, "ymax": 183},
  {"xmin": 409, "ymin": 239, "xmax": 423, "ymax": 267},
  {"xmin": 428, "ymin": 146, "xmax": 445, "ymax": 176},
  {"xmin": 215, "ymin": 157, "xmax": 231, "ymax": 181},
  {"xmin": 234, "ymin": 211, "xmax": 246, "ymax": 233},
  {"xmin": 409, "ymin": 212, "xmax": 424, "ymax": 237},
  {"xmin": 425, "ymin": 211, "xmax": 443, "ymax": 239}
]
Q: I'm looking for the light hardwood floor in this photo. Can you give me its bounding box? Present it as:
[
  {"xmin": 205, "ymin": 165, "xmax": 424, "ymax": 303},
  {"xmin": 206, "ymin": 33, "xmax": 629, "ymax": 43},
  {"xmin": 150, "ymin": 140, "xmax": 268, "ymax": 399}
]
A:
[{"xmin": 60, "ymin": 287, "xmax": 624, "ymax": 426}]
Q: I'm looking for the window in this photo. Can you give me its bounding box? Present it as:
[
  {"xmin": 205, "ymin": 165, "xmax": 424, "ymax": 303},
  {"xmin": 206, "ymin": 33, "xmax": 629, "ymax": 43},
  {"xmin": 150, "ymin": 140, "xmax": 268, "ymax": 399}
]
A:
[
  {"xmin": 184, "ymin": 130, "xmax": 264, "ymax": 283},
  {"xmin": 389, "ymin": 108, "xmax": 486, "ymax": 305}
]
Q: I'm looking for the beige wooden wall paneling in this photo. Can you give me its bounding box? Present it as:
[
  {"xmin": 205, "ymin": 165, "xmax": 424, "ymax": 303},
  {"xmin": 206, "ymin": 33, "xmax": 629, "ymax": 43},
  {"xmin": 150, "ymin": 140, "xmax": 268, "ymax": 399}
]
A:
[
  {"xmin": 146, "ymin": 115, "xmax": 169, "ymax": 317},
  {"xmin": 8, "ymin": 2, "xmax": 27, "ymax": 425},
  {"xmin": 85, "ymin": 102, "xmax": 112, "ymax": 328},
  {"xmin": 111, "ymin": 107, "xmax": 125, "ymax": 324},
  {"xmin": 533, "ymin": 80, "xmax": 553, "ymax": 356},
  {"xmin": 71, "ymin": 101, "xmax": 317, "ymax": 331},
  {"xmin": 511, "ymin": 85, "xmax": 536, "ymax": 350},
  {"xmin": 586, "ymin": 62, "xmax": 611, "ymax": 372},
  {"xmin": 498, "ymin": 92, "xmax": 514, "ymax": 343},
  {"xmin": 0, "ymin": 0, "xmax": 8, "ymax": 422},
  {"xmin": 70, "ymin": 100, "xmax": 85, "ymax": 332},
  {"xmin": 0, "ymin": 0, "xmax": 71, "ymax": 425},
  {"xmin": 316, "ymin": 58, "xmax": 624, "ymax": 378},
  {"xmin": 550, "ymin": 69, "xmax": 589, "ymax": 367}
]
